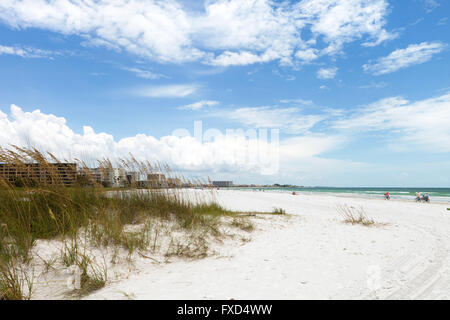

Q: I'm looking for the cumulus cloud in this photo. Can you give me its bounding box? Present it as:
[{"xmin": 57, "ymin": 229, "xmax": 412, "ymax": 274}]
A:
[
  {"xmin": 0, "ymin": 0, "xmax": 394, "ymax": 67},
  {"xmin": 208, "ymin": 51, "xmax": 273, "ymax": 67},
  {"xmin": 178, "ymin": 100, "xmax": 219, "ymax": 110},
  {"xmin": 0, "ymin": 44, "xmax": 55, "ymax": 58},
  {"xmin": 130, "ymin": 84, "xmax": 199, "ymax": 98},
  {"xmin": 224, "ymin": 106, "xmax": 324, "ymax": 134},
  {"xmin": 333, "ymin": 92, "xmax": 450, "ymax": 152},
  {"xmin": 295, "ymin": 48, "xmax": 319, "ymax": 63},
  {"xmin": 2, "ymin": 100, "xmax": 447, "ymax": 184},
  {"xmin": 0, "ymin": 104, "xmax": 341, "ymax": 177},
  {"xmin": 317, "ymin": 67, "xmax": 338, "ymax": 79},
  {"xmin": 0, "ymin": 0, "xmax": 202, "ymax": 63},
  {"xmin": 296, "ymin": 0, "xmax": 393, "ymax": 54},
  {"xmin": 363, "ymin": 42, "xmax": 446, "ymax": 75}
]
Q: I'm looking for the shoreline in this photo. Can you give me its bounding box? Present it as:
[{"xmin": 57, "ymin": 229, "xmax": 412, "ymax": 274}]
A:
[{"xmin": 220, "ymin": 187, "xmax": 450, "ymax": 204}]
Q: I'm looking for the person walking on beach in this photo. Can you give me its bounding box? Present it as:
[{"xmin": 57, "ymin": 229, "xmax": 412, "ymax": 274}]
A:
[
  {"xmin": 385, "ymin": 192, "xmax": 390, "ymax": 200},
  {"xmin": 416, "ymin": 192, "xmax": 421, "ymax": 202}
]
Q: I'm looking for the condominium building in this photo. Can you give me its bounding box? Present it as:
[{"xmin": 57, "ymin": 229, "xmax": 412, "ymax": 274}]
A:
[
  {"xmin": 125, "ymin": 171, "xmax": 140, "ymax": 185},
  {"xmin": 86, "ymin": 167, "xmax": 103, "ymax": 184},
  {"xmin": 167, "ymin": 177, "xmax": 182, "ymax": 188},
  {"xmin": 212, "ymin": 181, "xmax": 233, "ymax": 187},
  {"xmin": 81, "ymin": 167, "xmax": 126, "ymax": 187},
  {"xmin": 146, "ymin": 173, "xmax": 167, "ymax": 188},
  {"xmin": 0, "ymin": 163, "xmax": 77, "ymax": 187},
  {"xmin": 106, "ymin": 168, "xmax": 126, "ymax": 187}
]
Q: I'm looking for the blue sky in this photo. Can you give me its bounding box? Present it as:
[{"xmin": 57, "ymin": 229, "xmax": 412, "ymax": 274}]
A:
[{"xmin": 0, "ymin": 0, "xmax": 449, "ymax": 186}]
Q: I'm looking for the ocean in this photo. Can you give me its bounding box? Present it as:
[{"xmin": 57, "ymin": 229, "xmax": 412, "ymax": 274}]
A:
[{"xmin": 231, "ymin": 187, "xmax": 450, "ymax": 203}]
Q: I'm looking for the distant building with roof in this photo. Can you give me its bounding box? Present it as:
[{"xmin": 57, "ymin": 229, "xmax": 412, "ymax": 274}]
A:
[
  {"xmin": 212, "ymin": 181, "xmax": 233, "ymax": 187},
  {"xmin": 0, "ymin": 163, "xmax": 77, "ymax": 187}
]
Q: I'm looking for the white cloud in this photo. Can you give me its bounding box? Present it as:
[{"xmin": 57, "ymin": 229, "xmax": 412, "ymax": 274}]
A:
[
  {"xmin": 422, "ymin": 0, "xmax": 440, "ymax": 12},
  {"xmin": 0, "ymin": 0, "xmax": 202, "ymax": 63},
  {"xmin": 317, "ymin": 67, "xmax": 338, "ymax": 79},
  {"xmin": 296, "ymin": 0, "xmax": 393, "ymax": 54},
  {"xmin": 0, "ymin": 0, "xmax": 394, "ymax": 67},
  {"xmin": 208, "ymin": 51, "xmax": 273, "ymax": 67},
  {"xmin": 358, "ymin": 81, "xmax": 387, "ymax": 89},
  {"xmin": 0, "ymin": 44, "xmax": 55, "ymax": 58},
  {"xmin": 2, "ymin": 102, "xmax": 448, "ymax": 185},
  {"xmin": 363, "ymin": 42, "xmax": 446, "ymax": 75},
  {"xmin": 178, "ymin": 100, "xmax": 219, "ymax": 110},
  {"xmin": 225, "ymin": 106, "xmax": 324, "ymax": 134},
  {"xmin": 0, "ymin": 104, "xmax": 340, "ymax": 178},
  {"xmin": 362, "ymin": 29, "xmax": 398, "ymax": 47},
  {"xmin": 121, "ymin": 67, "xmax": 167, "ymax": 80},
  {"xmin": 90, "ymin": 72, "xmax": 106, "ymax": 77},
  {"xmin": 437, "ymin": 17, "xmax": 448, "ymax": 26},
  {"xmin": 131, "ymin": 84, "xmax": 198, "ymax": 98},
  {"xmin": 279, "ymin": 135, "xmax": 345, "ymax": 158},
  {"xmin": 333, "ymin": 92, "xmax": 450, "ymax": 152},
  {"xmin": 279, "ymin": 99, "xmax": 313, "ymax": 105},
  {"xmin": 295, "ymin": 48, "xmax": 319, "ymax": 63}
]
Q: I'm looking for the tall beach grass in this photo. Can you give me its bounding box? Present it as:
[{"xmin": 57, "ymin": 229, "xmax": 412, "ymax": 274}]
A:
[{"xmin": 0, "ymin": 146, "xmax": 249, "ymax": 299}]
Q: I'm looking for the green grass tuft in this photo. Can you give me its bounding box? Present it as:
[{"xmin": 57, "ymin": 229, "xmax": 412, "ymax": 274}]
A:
[{"xmin": 272, "ymin": 207, "xmax": 286, "ymax": 215}]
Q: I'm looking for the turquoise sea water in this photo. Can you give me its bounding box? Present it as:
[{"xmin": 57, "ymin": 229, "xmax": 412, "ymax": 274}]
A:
[{"xmin": 230, "ymin": 187, "xmax": 450, "ymax": 203}]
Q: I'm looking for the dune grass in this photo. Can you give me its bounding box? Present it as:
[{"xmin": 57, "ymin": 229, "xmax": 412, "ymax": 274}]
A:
[
  {"xmin": 336, "ymin": 204, "xmax": 377, "ymax": 227},
  {"xmin": 272, "ymin": 207, "xmax": 286, "ymax": 215},
  {"xmin": 230, "ymin": 217, "xmax": 254, "ymax": 232},
  {"xmin": 0, "ymin": 146, "xmax": 250, "ymax": 299}
]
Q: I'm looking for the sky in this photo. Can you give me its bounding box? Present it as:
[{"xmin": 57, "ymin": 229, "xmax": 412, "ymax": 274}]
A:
[{"xmin": 0, "ymin": 0, "xmax": 449, "ymax": 187}]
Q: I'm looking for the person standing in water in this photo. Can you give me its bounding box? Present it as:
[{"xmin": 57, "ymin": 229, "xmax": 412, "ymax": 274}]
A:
[{"xmin": 385, "ymin": 191, "xmax": 390, "ymax": 200}]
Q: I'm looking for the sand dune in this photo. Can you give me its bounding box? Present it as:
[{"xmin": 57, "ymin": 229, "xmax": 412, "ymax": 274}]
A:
[{"xmin": 84, "ymin": 190, "xmax": 450, "ymax": 300}]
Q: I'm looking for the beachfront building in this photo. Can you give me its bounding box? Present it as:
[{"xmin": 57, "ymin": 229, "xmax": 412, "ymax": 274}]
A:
[
  {"xmin": 146, "ymin": 173, "xmax": 168, "ymax": 188},
  {"xmin": 125, "ymin": 171, "xmax": 140, "ymax": 185},
  {"xmin": 167, "ymin": 177, "xmax": 182, "ymax": 188},
  {"xmin": 104, "ymin": 168, "xmax": 126, "ymax": 187},
  {"xmin": 135, "ymin": 173, "xmax": 167, "ymax": 188},
  {"xmin": 0, "ymin": 163, "xmax": 77, "ymax": 187},
  {"xmin": 86, "ymin": 167, "xmax": 103, "ymax": 184},
  {"xmin": 85, "ymin": 167, "xmax": 126, "ymax": 187},
  {"xmin": 212, "ymin": 181, "xmax": 233, "ymax": 187}
]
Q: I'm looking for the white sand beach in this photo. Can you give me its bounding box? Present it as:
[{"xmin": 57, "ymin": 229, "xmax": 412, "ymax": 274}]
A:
[
  {"xmin": 84, "ymin": 190, "xmax": 450, "ymax": 300},
  {"xmin": 4, "ymin": 0, "xmax": 450, "ymax": 305}
]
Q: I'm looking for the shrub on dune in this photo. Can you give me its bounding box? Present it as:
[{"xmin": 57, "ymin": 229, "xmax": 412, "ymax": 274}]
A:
[{"xmin": 336, "ymin": 204, "xmax": 377, "ymax": 227}]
